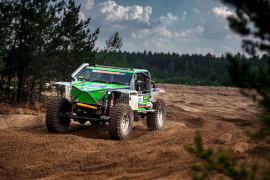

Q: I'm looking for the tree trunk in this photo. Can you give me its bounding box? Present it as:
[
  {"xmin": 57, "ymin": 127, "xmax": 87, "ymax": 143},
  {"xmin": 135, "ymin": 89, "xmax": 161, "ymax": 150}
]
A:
[
  {"xmin": 30, "ymin": 77, "xmax": 36, "ymax": 102},
  {"xmin": 17, "ymin": 72, "xmax": 23, "ymax": 102}
]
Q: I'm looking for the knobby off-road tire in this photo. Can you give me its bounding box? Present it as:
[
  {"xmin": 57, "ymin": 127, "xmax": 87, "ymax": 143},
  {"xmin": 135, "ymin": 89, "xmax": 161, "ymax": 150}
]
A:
[
  {"xmin": 46, "ymin": 97, "xmax": 71, "ymax": 133},
  {"xmin": 109, "ymin": 103, "xmax": 134, "ymax": 140},
  {"xmin": 134, "ymin": 111, "xmax": 139, "ymax": 121},
  {"xmin": 146, "ymin": 99, "xmax": 166, "ymax": 130}
]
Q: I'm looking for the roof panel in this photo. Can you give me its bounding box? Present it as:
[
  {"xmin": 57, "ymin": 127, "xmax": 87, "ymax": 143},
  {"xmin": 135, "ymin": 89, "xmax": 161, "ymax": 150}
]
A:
[{"xmin": 86, "ymin": 65, "xmax": 149, "ymax": 74}]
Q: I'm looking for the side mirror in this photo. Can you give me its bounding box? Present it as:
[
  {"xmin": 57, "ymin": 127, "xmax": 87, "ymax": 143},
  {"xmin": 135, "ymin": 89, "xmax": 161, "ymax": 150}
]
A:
[{"xmin": 151, "ymin": 80, "xmax": 157, "ymax": 88}]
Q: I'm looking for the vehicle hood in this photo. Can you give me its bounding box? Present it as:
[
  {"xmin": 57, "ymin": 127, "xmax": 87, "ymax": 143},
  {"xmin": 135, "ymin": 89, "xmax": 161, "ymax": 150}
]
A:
[{"xmin": 73, "ymin": 81, "xmax": 129, "ymax": 92}]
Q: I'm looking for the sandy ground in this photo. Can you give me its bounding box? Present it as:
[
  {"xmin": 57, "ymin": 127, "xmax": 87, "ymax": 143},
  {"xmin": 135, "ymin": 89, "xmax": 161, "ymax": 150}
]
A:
[{"xmin": 0, "ymin": 84, "xmax": 270, "ymax": 179}]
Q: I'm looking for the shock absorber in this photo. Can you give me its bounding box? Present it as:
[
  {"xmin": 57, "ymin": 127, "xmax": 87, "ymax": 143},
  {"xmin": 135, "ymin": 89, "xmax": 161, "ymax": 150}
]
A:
[{"xmin": 107, "ymin": 92, "xmax": 114, "ymax": 116}]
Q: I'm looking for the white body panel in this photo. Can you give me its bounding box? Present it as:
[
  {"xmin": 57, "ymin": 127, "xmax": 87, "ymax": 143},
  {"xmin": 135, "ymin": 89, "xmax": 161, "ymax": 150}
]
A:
[
  {"xmin": 129, "ymin": 91, "xmax": 138, "ymax": 110},
  {"xmin": 65, "ymin": 86, "xmax": 71, "ymax": 101},
  {"xmin": 54, "ymin": 82, "xmax": 72, "ymax": 100},
  {"xmin": 150, "ymin": 88, "xmax": 165, "ymax": 102}
]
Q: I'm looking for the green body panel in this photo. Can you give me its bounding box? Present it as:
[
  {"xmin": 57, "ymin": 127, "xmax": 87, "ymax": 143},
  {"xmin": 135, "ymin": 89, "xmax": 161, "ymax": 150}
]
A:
[
  {"xmin": 138, "ymin": 107, "xmax": 147, "ymax": 111},
  {"xmin": 91, "ymin": 91, "xmax": 104, "ymax": 103},
  {"xmin": 138, "ymin": 94, "xmax": 150, "ymax": 111},
  {"xmin": 143, "ymin": 95, "xmax": 150, "ymax": 103},
  {"xmin": 87, "ymin": 66, "xmax": 134, "ymax": 73},
  {"xmin": 72, "ymin": 81, "xmax": 129, "ymax": 104},
  {"xmin": 104, "ymin": 93, "xmax": 110, "ymax": 101},
  {"xmin": 72, "ymin": 87, "xmax": 81, "ymax": 100},
  {"xmin": 76, "ymin": 91, "xmax": 96, "ymax": 104}
]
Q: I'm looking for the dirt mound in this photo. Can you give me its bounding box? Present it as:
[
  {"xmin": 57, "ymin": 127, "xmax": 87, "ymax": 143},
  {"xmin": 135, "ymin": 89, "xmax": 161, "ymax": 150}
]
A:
[{"xmin": 0, "ymin": 84, "xmax": 270, "ymax": 179}]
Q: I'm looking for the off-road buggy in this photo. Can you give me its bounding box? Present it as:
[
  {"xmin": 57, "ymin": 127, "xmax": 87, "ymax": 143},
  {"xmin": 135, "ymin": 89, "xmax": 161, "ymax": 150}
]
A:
[{"xmin": 46, "ymin": 63, "xmax": 166, "ymax": 140}]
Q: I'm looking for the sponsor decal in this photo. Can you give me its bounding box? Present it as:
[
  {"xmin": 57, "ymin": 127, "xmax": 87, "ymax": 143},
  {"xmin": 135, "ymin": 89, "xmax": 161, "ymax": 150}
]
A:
[
  {"xmin": 90, "ymin": 69, "xmax": 133, "ymax": 76},
  {"xmin": 78, "ymin": 83, "xmax": 107, "ymax": 90},
  {"xmin": 92, "ymin": 70, "xmax": 120, "ymax": 75},
  {"xmin": 143, "ymin": 96, "xmax": 149, "ymax": 100},
  {"xmin": 81, "ymin": 88, "xmax": 92, "ymax": 90},
  {"xmin": 92, "ymin": 83, "xmax": 105, "ymax": 86}
]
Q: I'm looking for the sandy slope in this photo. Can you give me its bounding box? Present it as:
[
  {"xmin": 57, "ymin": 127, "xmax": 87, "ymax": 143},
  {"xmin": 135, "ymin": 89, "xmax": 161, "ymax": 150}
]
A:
[{"xmin": 0, "ymin": 84, "xmax": 270, "ymax": 179}]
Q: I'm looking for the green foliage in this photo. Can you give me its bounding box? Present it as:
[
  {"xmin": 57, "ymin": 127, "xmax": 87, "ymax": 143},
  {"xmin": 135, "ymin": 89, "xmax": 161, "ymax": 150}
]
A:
[
  {"xmin": 227, "ymin": 54, "xmax": 270, "ymax": 138},
  {"xmin": 116, "ymin": 51, "xmax": 268, "ymax": 87},
  {"xmin": 185, "ymin": 1, "xmax": 270, "ymax": 179},
  {"xmin": 0, "ymin": 62, "xmax": 5, "ymax": 72},
  {"xmin": 96, "ymin": 31, "xmax": 125, "ymax": 66},
  {"xmin": 106, "ymin": 31, "xmax": 123, "ymax": 52},
  {"xmin": 220, "ymin": 0, "xmax": 270, "ymax": 138},
  {"xmin": 0, "ymin": 0, "xmax": 60, "ymax": 102},
  {"xmin": 184, "ymin": 131, "xmax": 270, "ymax": 180},
  {"xmin": 47, "ymin": 0, "xmax": 99, "ymax": 81},
  {"xmin": 0, "ymin": 0, "xmax": 12, "ymax": 59},
  {"xmin": 0, "ymin": 0, "xmax": 100, "ymax": 102},
  {"xmin": 221, "ymin": 0, "xmax": 270, "ymax": 56}
]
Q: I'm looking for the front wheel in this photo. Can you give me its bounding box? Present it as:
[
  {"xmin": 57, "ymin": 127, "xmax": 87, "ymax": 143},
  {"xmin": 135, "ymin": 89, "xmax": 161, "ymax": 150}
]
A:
[
  {"xmin": 46, "ymin": 97, "xmax": 71, "ymax": 133},
  {"xmin": 109, "ymin": 103, "xmax": 134, "ymax": 140},
  {"xmin": 146, "ymin": 99, "xmax": 166, "ymax": 130}
]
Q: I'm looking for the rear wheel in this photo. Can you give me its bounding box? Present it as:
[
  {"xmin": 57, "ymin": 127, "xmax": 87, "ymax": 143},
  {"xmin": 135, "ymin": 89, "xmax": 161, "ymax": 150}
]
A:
[
  {"xmin": 109, "ymin": 103, "xmax": 134, "ymax": 140},
  {"xmin": 46, "ymin": 97, "xmax": 71, "ymax": 133},
  {"xmin": 146, "ymin": 99, "xmax": 166, "ymax": 130}
]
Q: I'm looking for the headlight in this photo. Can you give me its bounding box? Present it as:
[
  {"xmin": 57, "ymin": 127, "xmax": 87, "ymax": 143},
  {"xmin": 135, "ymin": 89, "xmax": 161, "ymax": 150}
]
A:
[{"xmin": 146, "ymin": 102, "xmax": 153, "ymax": 110}]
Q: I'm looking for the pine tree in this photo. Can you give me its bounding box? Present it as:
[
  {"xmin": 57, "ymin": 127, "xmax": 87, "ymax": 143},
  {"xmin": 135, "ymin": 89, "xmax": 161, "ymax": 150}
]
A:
[
  {"xmin": 0, "ymin": 0, "xmax": 13, "ymax": 96},
  {"xmin": 221, "ymin": 0, "xmax": 270, "ymax": 137},
  {"xmin": 0, "ymin": 0, "xmax": 68, "ymax": 102},
  {"xmin": 23, "ymin": 0, "xmax": 65, "ymax": 102},
  {"xmin": 4, "ymin": 0, "xmax": 42, "ymax": 102},
  {"xmin": 48, "ymin": 0, "xmax": 99, "ymax": 81},
  {"xmin": 97, "ymin": 31, "xmax": 125, "ymax": 66}
]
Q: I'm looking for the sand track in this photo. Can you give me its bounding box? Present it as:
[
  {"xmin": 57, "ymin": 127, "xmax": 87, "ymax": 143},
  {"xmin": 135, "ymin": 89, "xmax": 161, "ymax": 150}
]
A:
[{"xmin": 0, "ymin": 84, "xmax": 269, "ymax": 179}]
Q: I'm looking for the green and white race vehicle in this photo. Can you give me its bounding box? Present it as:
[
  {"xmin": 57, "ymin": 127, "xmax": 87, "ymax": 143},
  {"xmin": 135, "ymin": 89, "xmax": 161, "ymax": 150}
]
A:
[{"xmin": 46, "ymin": 63, "xmax": 166, "ymax": 140}]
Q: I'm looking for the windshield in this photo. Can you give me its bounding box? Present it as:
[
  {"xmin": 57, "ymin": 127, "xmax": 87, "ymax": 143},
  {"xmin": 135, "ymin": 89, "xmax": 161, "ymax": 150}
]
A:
[{"xmin": 77, "ymin": 69, "xmax": 133, "ymax": 86}]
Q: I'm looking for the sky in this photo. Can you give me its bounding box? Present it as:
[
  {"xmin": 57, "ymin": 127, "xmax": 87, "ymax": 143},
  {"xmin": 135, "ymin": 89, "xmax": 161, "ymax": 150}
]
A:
[{"xmin": 77, "ymin": 0, "xmax": 243, "ymax": 56}]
